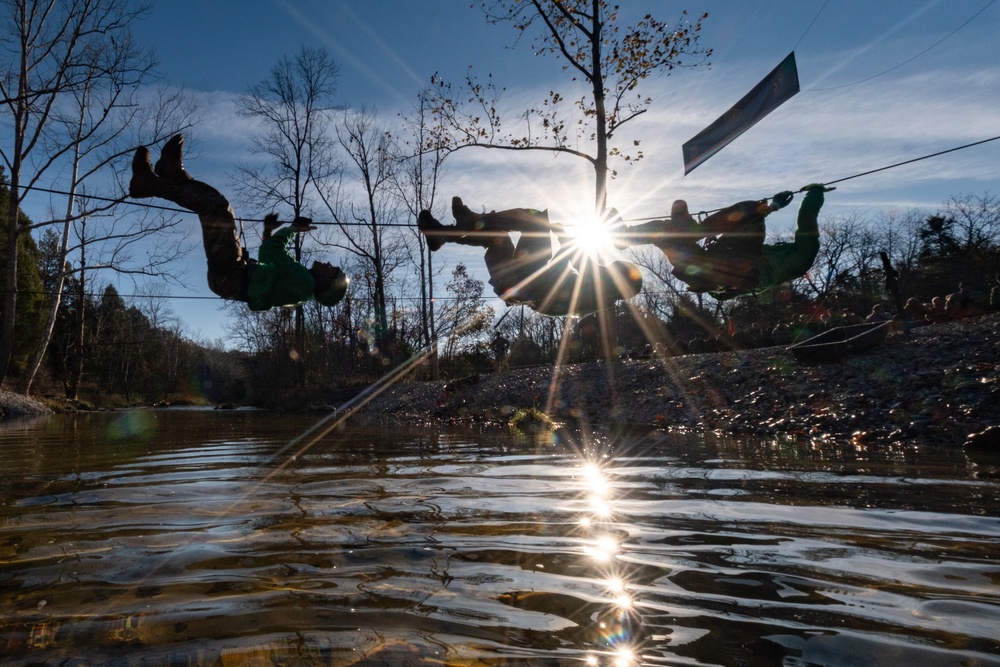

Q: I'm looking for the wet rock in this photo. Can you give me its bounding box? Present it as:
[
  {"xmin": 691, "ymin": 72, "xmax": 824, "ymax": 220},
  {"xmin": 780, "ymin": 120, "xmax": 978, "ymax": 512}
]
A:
[{"xmin": 966, "ymin": 425, "xmax": 1000, "ymax": 451}]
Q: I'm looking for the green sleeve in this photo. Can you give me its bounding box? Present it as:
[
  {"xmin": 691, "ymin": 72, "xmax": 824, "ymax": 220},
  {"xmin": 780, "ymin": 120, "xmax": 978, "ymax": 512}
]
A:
[
  {"xmin": 756, "ymin": 190, "xmax": 823, "ymax": 288},
  {"xmin": 257, "ymin": 227, "xmax": 299, "ymax": 265},
  {"xmin": 248, "ymin": 226, "xmax": 314, "ymax": 311}
]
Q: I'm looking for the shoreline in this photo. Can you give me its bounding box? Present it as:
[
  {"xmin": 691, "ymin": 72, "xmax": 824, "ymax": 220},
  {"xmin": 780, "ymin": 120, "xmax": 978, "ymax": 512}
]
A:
[
  {"xmin": 4, "ymin": 314, "xmax": 997, "ymax": 450},
  {"xmin": 360, "ymin": 312, "xmax": 1000, "ymax": 449}
]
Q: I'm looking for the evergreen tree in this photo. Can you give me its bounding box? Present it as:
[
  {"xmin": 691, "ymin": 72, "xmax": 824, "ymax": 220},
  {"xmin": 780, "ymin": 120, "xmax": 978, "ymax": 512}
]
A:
[{"xmin": 0, "ymin": 169, "xmax": 48, "ymax": 377}]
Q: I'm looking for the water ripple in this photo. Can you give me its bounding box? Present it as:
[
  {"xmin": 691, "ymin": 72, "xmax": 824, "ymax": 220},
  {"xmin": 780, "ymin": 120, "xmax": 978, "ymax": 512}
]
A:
[{"xmin": 1, "ymin": 411, "xmax": 998, "ymax": 665}]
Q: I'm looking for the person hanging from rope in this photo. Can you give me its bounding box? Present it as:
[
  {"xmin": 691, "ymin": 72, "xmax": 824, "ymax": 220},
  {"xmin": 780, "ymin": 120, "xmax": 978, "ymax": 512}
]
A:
[
  {"xmin": 128, "ymin": 135, "xmax": 348, "ymax": 311},
  {"xmin": 614, "ymin": 184, "xmax": 833, "ymax": 299},
  {"xmin": 417, "ymin": 197, "xmax": 643, "ymax": 317}
]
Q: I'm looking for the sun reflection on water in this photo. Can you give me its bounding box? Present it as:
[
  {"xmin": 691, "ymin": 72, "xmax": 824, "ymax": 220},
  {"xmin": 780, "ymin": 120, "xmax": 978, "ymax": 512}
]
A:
[{"xmin": 571, "ymin": 454, "xmax": 645, "ymax": 664}]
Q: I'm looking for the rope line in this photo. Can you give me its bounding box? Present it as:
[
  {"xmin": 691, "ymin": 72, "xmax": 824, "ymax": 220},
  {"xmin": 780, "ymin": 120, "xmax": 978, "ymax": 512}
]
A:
[
  {"xmin": 791, "ymin": 0, "xmax": 830, "ymax": 52},
  {"xmin": 807, "ymin": 0, "xmax": 996, "ymax": 92},
  {"xmin": 2, "ymin": 287, "xmax": 489, "ymax": 303},
  {"xmin": 21, "ymin": 134, "xmax": 1000, "ymax": 227},
  {"xmin": 819, "ymin": 134, "xmax": 1000, "ymax": 188},
  {"xmin": 20, "ymin": 185, "xmax": 415, "ymax": 228},
  {"xmin": 623, "ymin": 134, "xmax": 1000, "ymax": 222}
]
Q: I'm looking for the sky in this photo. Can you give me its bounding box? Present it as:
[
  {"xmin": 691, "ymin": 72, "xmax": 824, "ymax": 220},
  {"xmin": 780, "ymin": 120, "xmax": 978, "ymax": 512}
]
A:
[{"xmin": 22, "ymin": 0, "xmax": 1000, "ymax": 344}]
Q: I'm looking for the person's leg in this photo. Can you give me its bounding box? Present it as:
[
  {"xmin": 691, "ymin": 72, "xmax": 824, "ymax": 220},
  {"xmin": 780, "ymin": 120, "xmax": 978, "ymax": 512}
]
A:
[
  {"xmin": 419, "ymin": 196, "xmax": 551, "ymax": 251},
  {"xmin": 452, "ymin": 197, "xmax": 553, "ymax": 237},
  {"xmin": 790, "ymin": 191, "xmax": 821, "ymax": 263},
  {"xmin": 613, "ymin": 219, "xmax": 669, "ymax": 249},
  {"xmin": 483, "ymin": 236, "xmax": 527, "ymax": 303},
  {"xmin": 129, "ymin": 136, "xmax": 251, "ymax": 301},
  {"xmin": 615, "ymin": 200, "xmax": 703, "ymax": 252},
  {"xmin": 417, "ymin": 209, "xmax": 500, "ymax": 251}
]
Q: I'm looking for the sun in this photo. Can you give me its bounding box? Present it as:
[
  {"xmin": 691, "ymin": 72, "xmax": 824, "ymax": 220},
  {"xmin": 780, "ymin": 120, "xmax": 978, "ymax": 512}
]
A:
[{"xmin": 561, "ymin": 215, "xmax": 619, "ymax": 263}]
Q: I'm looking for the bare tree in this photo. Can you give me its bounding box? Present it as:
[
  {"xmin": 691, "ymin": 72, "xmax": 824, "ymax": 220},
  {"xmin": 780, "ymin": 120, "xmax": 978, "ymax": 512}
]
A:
[
  {"xmin": 318, "ymin": 106, "xmax": 408, "ymax": 362},
  {"xmin": 876, "ymin": 208, "xmax": 926, "ymax": 275},
  {"xmin": 428, "ymin": 0, "xmax": 710, "ymax": 212},
  {"xmin": 0, "ymin": 0, "xmax": 166, "ymax": 385},
  {"xmin": 439, "ymin": 263, "xmax": 493, "ymax": 361},
  {"xmin": 799, "ymin": 213, "xmax": 878, "ymax": 302},
  {"xmin": 941, "ymin": 191, "xmax": 1000, "ymax": 252},
  {"xmin": 18, "ymin": 77, "xmax": 197, "ymax": 394},
  {"xmin": 233, "ymin": 46, "xmax": 342, "ymax": 385},
  {"xmin": 395, "ymin": 88, "xmax": 449, "ymax": 377}
]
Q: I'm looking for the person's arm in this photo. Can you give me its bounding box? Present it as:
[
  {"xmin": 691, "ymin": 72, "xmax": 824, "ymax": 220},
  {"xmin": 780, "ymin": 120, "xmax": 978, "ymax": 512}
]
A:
[
  {"xmin": 263, "ymin": 213, "xmax": 281, "ymax": 240},
  {"xmin": 791, "ymin": 184, "xmax": 833, "ymax": 251},
  {"xmin": 258, "ymin": 216, "xmax": 316, "ymax": 263},
  {"xmin": 258, "ymin": 226, "xmax": 300, "ymax": 265},
  {"xmin": 752, "ymin": 185, "xmax": 832, "ymax": 291}
]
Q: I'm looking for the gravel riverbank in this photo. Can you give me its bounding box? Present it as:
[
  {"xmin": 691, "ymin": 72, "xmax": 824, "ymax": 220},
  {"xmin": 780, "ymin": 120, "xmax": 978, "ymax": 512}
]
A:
[
  {"xmin": 3, "ymin": 314, "xmax": 996, "ymax": 449},
  {"xmin": 361, "ymin": 312, "xmax": 1000, "ymax": 449},
  {"xmin": 0, "ymin": 389, "xmax": 52, "ymax": 420}
]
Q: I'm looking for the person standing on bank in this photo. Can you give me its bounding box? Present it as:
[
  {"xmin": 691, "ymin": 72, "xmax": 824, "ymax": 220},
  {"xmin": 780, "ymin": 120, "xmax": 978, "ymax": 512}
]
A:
[{"xmin": 129, "ymin": 135, "xmax": 348, "ymax": 311}]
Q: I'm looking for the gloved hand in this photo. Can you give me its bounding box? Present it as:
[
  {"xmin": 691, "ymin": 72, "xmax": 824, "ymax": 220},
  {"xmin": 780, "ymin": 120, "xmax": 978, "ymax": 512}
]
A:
[
  {"xmin": 292, "ymin": 216, "xmax": 317, "ymax": 232},
  {"xmin": 801, "ymin": 183, "xmax": 835, "ymax": 192},
  {"xmin": 771, "ymin": 191, "xmax": 794, "ymax": 209},
  {"xmin": 263, "ymin": 213, "xmax": 281, "ymax": 230}
]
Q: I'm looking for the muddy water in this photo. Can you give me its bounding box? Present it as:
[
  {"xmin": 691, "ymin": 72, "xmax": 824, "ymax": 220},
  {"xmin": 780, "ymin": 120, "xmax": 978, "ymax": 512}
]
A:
[{"xmin": 1, "ymin": 409, "xmax": 998, "ymax": 666}]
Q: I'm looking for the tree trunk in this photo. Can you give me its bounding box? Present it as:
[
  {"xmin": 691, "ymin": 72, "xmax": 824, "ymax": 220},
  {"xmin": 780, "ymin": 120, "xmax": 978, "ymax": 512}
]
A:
[
  {"xmin": 67, "ymin": 233, "xmax": 87, "ymax": 401},
  {"xmin": 21, "ymin": 142, "xmax": 83, "ymax": 396}
]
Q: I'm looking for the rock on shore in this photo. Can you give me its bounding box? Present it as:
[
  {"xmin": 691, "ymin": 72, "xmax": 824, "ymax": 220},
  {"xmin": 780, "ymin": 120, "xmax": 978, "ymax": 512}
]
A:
[{"xmin": 361, "ymin": 313, "xmax": 1000, "ymax": 448}]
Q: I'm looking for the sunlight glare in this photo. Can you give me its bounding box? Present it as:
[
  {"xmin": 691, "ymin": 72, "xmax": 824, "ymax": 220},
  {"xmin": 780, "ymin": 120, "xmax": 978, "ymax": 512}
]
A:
[
  {"xmin": 613, "ymin": 646, "xmax": 637, "ymax": 667},
  {"xmin": 585, "ymin": 535, "xmax": 619, "ymax": 562},
  {"xmin": 605, "ymin": 577, "xmax": 625, "ymax": 594},
  {"xmin": 581, "ymin": 462, "xmax": 609, "ymax": 495},
  {"xmin": 589, "ymin": 495, "xmax": 613, "ymax": 518},
  {"xmin": 614, "ymin": 593, "xmax": 633, "ymax": 610},
  {"xmin": 562, "ymin": 214, "xmax": 618, "ymax": 262}
]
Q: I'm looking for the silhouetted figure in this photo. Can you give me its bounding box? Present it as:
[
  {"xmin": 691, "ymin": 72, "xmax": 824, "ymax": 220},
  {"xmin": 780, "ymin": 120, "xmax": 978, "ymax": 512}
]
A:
[
  {"xmin": 129, "ymin": 135, "xmax": 347, "ymax": 311},
  {"xmin": 616, "ymin": 184, "xmax": 832, "ymax": 299},
  {"xmin": 419, "ymin": 197, "xmax": 642, "ymax": 317}
]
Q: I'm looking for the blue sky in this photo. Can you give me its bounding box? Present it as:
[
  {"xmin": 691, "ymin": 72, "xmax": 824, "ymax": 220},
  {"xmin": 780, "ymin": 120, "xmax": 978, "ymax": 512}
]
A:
[{"xmin": 44, "ymin": 0, "xmax": 1000, "ymax": 342}]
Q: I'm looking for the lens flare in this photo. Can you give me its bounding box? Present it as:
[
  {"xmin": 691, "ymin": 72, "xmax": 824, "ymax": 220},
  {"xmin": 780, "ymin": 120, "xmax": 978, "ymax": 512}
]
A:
[
  {"xmin": 562, "ymin": 216, "xmax": 617, "ymax": 262},
  {"xmin": 613, "ymin": 646, "xmax": 637, "ymax": 666},
  {"xmin": 585, "ymin": 535, "xmax": 619, "ymax": 562}
]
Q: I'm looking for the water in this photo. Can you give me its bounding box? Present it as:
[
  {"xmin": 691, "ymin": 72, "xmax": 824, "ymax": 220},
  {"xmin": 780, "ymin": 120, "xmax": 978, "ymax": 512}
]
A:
[{"xmin": 1, "ymin": 409, "xmax": 998, "ymax": 666}]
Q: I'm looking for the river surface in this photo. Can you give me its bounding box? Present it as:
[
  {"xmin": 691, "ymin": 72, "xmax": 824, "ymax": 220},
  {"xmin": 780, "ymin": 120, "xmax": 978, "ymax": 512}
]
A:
[{"xmin": 1, "ymin": 409, "xmax": 998, "ymax": 666}]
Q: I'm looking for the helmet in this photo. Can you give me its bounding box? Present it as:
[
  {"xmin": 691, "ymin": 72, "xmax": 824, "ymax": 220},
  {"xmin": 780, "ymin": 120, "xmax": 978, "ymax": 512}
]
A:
[{"xmin": 313, "ymin": 264, "xmax": 349, "ymax": 307}]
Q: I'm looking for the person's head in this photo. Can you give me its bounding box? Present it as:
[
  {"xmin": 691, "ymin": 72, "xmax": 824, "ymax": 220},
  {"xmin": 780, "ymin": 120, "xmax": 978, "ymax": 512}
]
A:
[{"xmin": 310, "ymin": 261, "xmax": 349, "ymax": 307}]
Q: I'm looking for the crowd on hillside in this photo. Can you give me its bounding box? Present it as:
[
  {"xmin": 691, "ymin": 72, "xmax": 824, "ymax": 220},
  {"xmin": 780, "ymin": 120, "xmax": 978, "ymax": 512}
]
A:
[
  {"xmin": 608, "ymin": 276, "xmax": 1000, "ymax": 362},
  {"xmin": 483, "ymin": 276, "xmax": 1000, "ymax": 370},
  {"xmin": 902, "ymin": 279, "xmax": 999, "ymax": 325}
]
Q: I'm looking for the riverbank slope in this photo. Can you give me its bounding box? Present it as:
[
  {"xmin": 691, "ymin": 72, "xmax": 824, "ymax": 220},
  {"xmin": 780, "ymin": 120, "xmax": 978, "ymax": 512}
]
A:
[
  {"xmin": 0, "ymin": 389, "xmax": 52, "ymax": 420},
  {"xmin": 360, "ymin": 313, "xmax": 1000, "ymax": 448}
]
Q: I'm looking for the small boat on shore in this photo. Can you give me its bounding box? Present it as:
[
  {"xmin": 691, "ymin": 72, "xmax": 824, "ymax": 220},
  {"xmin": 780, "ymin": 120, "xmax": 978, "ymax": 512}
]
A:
[{"xmin": 788, "ymin": 321, "xmax": 892, "ymax": 363}]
